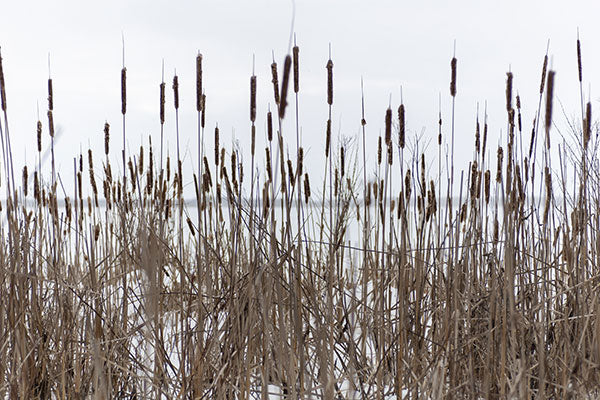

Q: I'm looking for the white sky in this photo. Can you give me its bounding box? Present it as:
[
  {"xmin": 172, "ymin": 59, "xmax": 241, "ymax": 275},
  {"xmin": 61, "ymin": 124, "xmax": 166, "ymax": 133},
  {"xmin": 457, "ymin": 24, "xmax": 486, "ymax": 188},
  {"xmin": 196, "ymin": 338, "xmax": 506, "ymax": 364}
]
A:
[{"xmin": 0, "ymin": 0, "xmax": 599, "ymax": 197}]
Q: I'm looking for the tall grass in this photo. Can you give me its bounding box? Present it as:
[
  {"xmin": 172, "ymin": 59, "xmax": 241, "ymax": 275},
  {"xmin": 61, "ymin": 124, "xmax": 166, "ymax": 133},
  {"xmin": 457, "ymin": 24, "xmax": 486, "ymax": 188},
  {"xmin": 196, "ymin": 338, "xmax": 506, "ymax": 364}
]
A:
[{"xmin": 0, "ymin": 38, "xmax": 599, "ymax": 399}]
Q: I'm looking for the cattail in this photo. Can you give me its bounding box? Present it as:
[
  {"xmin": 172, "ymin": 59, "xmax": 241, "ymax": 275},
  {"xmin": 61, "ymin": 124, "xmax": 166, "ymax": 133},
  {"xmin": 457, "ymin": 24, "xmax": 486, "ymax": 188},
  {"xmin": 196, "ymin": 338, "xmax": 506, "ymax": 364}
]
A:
[
  {"xmin": 544, "ymin": 166, "xmax": 552, "ymax": 222},
  {"xmin": 470, "ymin": 161, "xmax": 478, "ymax": 200},
  {"xmin": 0, "ymin": 49, "xmax": 6, "ymax": 111},
  {"xmin": 48, "ymin": 78, "xmax": 54, "ymax": 111},
  {"xmin": 484, "ymin": 170, "xmax": 490, "ymax": 204},
  {"xmin": 387, "ymin": 142, "xmax": 393, "ymax": 165},
  {"xmin": 340, "ymin": 146, "xmax": 345, "ymax": 177},
  {"xmin": 159, "ymin": 82, "xmax": 165, "ymax": 124},
  {"xmin": 250, "ymin": 75, "xmax": 257, "ymax": 123},
  {"xmin": 22, "ymin": 166, "xmax": 28, "ymax": 197},
  {"xmin": 196, "ymin": 53, "xmax": 203, "ymax": 111},
  {"xmin": 475, "ymin": 117, "xmax": 480, "ymax": 153},
  {"xmin": 496, "ymin": 146, "xmax": 503, "ymax": 183},
  {"xmin": 287, "ymin": 159, "xmax": 294, "ymax": 185},
  {"xmin": 251, "ymin": 125, "xmax": 256, "ymax": 156},
  {"xmin": 334, "ymin": 168, "xmax": 339, "ymax": 197},
  {"xmin": 139, "ymin": 146, "xmax": 144, "ymax": 174},
  {"xmin": 271, "ymin": 61, "xmax": 280, "ymax": 105},
  {"xmin": 34, "ymin": 171, "xmax": 40, "ymax": 203},
  {"xmin": 166, "ymin": 156, "xmax": 171, "ymax": 182},
  {"xmin": 405, "ymin": 169, "xmax": 411, "ymax": 202},
  {"xmin": 173, "ymin": 74, "xmax": 179, "ymax": 110},
  {"xmin": 104, "ymin": 122, "xmax": 110, "ymax": 155},
  {"xmin": 298, "ymin": 147, "xmax": 304, "ymax": 177},
  {"xmin": 187, "ymin": 217, "xmax": 196, "ymax": 236},
  {"xmin": 577, "ymin": 36, "xmax": 583, "ymax": 83},
  {"xmin": 399, "ymin": 104, "xmax": 405, "ymax": 149},
  {"xmin": 203, "ymin": 157, "xmax": 212, "ymax": 187},
  {"xmin": 214, "ymin": 125, "xmax": 219, "ymax": 167},
  {"xmin": 48, "ymin": 110, "xmax": 55, "ymax": 137},
  {"xmin": 201, "ymin": 94, "xmax": 206, "ymax": 128},
  {"xmin": 128, "ymin": 159, "xmax": 136, "ymax": 191},
  {"xmin": 265, "ymin": 147, "xmax": 272, "ymax": 181},
  {"xmin": 450, "ymin": 57, "xmax": 457, "ymax": 97},
  {"xmin": 325, "ymin": 119, "xmax": 331, "ymax": 157},
  {"xmin": 219, "ymin": 148, "xmax": 225, "ymax": 178},
  {"xmin": 438, "ymin": 112, "xmax": 442, "ymax": 146},
  {"xmin": 516, "ymin": 94, "xmax": 522, "ymax": 132},
  {"xmin": 505, "ymin": 72, "xmax": 513, "ymax": 112},
  {"xmin": 584, "ymin": 101, "xmax": 592, "ymax": 150},
  {"xmin": 37, "ymin": 120, "xmax": 42, "ymax": 153},
  {"xmin": 293, "ymin": 45, "xmax": 300, "ymax": 94},
  {"xmin": 267, "ymin": 110, "xmax": 273, "ymax": 141},
  {"xmin": 279, "ymin": 55, "xmax": 291, "ymax": 118},
  {"xmin": 377, "ymin": 136, "xmax": 382, "ymax": 165},
  {"xmin": 304, "ymin": 173, "xmax": 311, "ymax": 203},
  {"xmin": 366, "ymin": 182, "xmax": 371, "ymax": 206},
  {"xmin": 539, "ymin": 54, "xmax": 548, "ymax": 94},
  {"xmin": 121, "ymin": 68, "xmax": 126, "ymax": 115},
  {"xmin": 384, "ymin": 107, "xmax": 392, "ymax": 146},
  {"xmin": 545, "ymin": 70, "xmax": 555, "ymax": 147},
  {"xmin": 326, "ymin": 58, "xmax": 333, "ymax": 105}
]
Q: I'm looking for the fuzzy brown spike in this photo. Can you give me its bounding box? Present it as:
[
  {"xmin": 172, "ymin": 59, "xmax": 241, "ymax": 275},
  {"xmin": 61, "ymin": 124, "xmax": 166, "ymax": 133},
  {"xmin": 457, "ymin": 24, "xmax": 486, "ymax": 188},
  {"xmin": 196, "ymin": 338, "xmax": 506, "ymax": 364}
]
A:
[
  {"xmin": 104, "ymin": 122, "xmax": 110, "ymax": 155},
  {"xmin": 293, "ymin": 45, "xmax": 300, "ymax": 94},
  {"xmin": 304, "ymin": 173, "xmax": 310, "ymax": 203},
  {"xmin": 584, "ymin": 101, "xmax": 592, "ymax": 150},
  {"xmin": 196, "ymin": 53, "xmax": 203, "ymax": 112},
  {"xmin": 326, "ymin": 59, "xmax": 334, "ymax": 105},
  {"xmin": 385, "ymin": 108, "xmax": 392, "ymax": 146},
  {"xmin": 398, "ymin": 104, "xmax": 405, "ymax": 149},
  {"xmin": 48, "ymin": 78, "xmax": 54, "ymax": 111},
  {"xmin": 505, "ymin": 72, "xmax": 513, "ymax": 112},
  {"xmin": 325, "ymin": 119, "xmax": 331, "ymax": 157},
  {"xmin": 250, "ymin": 75, "xmax": 257, "ymax": 123},
  {"xmin": 267, "ymin": 110, "xmax": 273, "ymax": 141},
  {"xmin": 450, "ymin": 57, "xmax": 457, "ymax": 97},
  {"xmin": 160, "ymin": 82, "xmax": 166, "ymax": 125},
  {"xmin": 279, "ymin": 55, "xmax": 292, "ymax": 118},
  {"xmin": 377, "ymin": 136, "xmax": 382, "ymax": 165},
  {"xmin": 577, "ymin": 37, "xmax": 583, "ymax": 83},
  {"xmin": 37, "ymin": 120, "xmax": 42, "ymax": 153},
  {"xmin": 201, "ymin": 94, "xmax": 206, "ymax": 128},
  {"xmin": 214, "ymin": 125, "xmax": 219, "ymax": 167},
  {"xmin": 271, "ymin": 61, "xmax": 280, "ymax": 105},
  {"xmin": 540, "ymin": 55, "xmax": 548, "ymax": 95},
  {"xmin": 121, "ymin": 68, "xmax": 126, "ymax": 115},
  {"xmin": 545, "ymin": 70, "xmax": 555, "ymax": 147},
  {"xmin": 173, "ymin": 75, "xmax": 179, "ymax": 110}
]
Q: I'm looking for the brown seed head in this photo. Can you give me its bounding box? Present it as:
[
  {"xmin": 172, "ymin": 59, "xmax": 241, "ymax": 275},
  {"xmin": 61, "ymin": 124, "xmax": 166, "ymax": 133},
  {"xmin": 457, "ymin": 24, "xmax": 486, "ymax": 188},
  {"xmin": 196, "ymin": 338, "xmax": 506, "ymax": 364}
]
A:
[
  {"xmin": 398, "ymin": 104, "xmax": 405, "ymax": 149},
  {"xmin": 173, "ymin": 75, "xmax": 179, "ymax": 110},
  {"xmin": 159, "ymin": 82, "xmax": 165, "ymax": 124},
  {"xmin": 326, "ymin": 59, "xmax": 333, "ymax": 105},
  {"xmin": 325, "ymin": 119, "xmax": 331, "ymax": 157},
  {"xmin": 37, "ymin": 120, "xmax": 42, "ymax": 152},
  {"xmin": 271, "ymin": 62, "xmax": 280, "ymax": 105},
  {"xmin": 450, "ymin": 57, "xmax": 457, "ymax": 97},
  {"xmin": 48, "ymin": 78, "xmax": 54, "ymax": 111},
  {"xmin": 196, "ymin": 53, "xmax": 203, "ymax": 111},
  {"xmin": 385, "ymin": 108, "xmax": 392, "ymax": 146},
  {"xmin": 250, "ymin": 75, "xmax": 257, "ymax": 122},
  {"xmin": 121, "ymin": 68, "xmax": 126, "ymax": 115},
  {"xmin": 540, "ymin": 54, "xmax": 548, "ymax": 94},
  {"xmin": 584, "ymin": 101, "xmax": 592, "ymax": 150},
  {"xmin": 104, "ymin": 122, "xmax": 110, "ymax": 155},
  {"xmin": 214, "ymin": 125, "xmax": 219, "ymax": 167},
  {"xmin": 47, "ymin": 110, "xmax": 55, "ymax": 137},
  {"xmin": 279, "ymin": 55, "xmax": 291, "ymax": 118},
  {"xmin": 577, "ymin": 37, "xmax": 582, "ymax": 83},
  {"xmin": 545, "ymin": 70, "xmax": 555, "ymax": 145},
  {"xmin": 293, "ymin": 45, "xmax": 299, "ymax": 93},
  {"xmin": 505, "ymin": 72, "xmax": 513, "ymax": 112}
]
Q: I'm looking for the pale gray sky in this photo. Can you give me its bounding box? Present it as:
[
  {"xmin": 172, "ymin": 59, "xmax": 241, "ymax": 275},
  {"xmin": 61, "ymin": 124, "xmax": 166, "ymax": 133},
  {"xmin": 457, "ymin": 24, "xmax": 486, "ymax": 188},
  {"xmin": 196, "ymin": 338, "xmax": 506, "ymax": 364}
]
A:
[{"xmin": 0, "ymin": 0, "xmax": 598, "ymax": 196}]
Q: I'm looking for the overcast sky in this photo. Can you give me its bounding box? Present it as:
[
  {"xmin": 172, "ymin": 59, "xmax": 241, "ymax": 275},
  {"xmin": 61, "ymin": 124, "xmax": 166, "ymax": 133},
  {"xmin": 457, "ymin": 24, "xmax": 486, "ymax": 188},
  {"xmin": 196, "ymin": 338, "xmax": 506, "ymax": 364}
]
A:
[{"xmin": 0, "ymin": 0, "xmax": 599, "ymax": 197}]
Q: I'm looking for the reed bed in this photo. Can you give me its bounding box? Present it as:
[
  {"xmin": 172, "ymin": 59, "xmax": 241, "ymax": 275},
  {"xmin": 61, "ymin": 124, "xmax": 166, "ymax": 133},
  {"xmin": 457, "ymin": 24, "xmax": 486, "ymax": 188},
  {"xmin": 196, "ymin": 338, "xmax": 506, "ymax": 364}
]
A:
[{"xmin": 0, "ymin": 38, "xmax": 599, "ymax": 399}]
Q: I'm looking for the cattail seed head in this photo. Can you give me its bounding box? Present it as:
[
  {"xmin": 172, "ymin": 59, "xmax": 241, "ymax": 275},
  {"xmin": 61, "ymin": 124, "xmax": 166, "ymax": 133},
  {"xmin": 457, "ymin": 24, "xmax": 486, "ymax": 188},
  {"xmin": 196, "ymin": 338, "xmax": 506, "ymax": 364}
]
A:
[
  {"xmin": 540, "ymin": 54, "xmax": 548, "ymax": 94},
  {"xmin": 267, "ymin": 110, "xmax": 273, "ymax": 141},
  {"xmin": 48, "ymin": 78, "xmax": 53, "ymax": 111},
  {"xmin": 326, "ymin": 59, "xmax": 333, "ymax": 105},
  {"xmin": 475, "ymin": 117, "xmax": 480, "ymax": 153},
  {"xmin": 265, "ymin": 147, "xmax": 272, "ymax": 181},
  {"xmin": 298, "ymin": 147, "xmax": 304, "ymax": 177},
  {"xmin": 121, "ymin": 68, "xmax": 126, "ymax": 115},
  {"xmin": 251, "ymin": 125, "xmax": 256, "ymax": 156},
  {"xmin": 450, "ymin": 57, "xmax": 457, "ymax": 97},
  {"xmin": 399, "ymin": 104, "xmax": 405, "ymax": 149},
  {"xmin": 271, "ymin": 62, "xmax": 280, "ymax": 105},
  {"xmin": 341, "ymin": 146, "xmax": 345, "ymax": 177},
  {"xmin": 159, "ymin": 82, "xmax": 165, "ymax": 124},
  {"xmin": 0, "ymin": 49, "xmax": 6, "ymax": 111},
  {"xmin": 325, "ymin": 119, "xmax": 331, "ymax": 157},
  {"xmin": 173, "ymin": 75, "xmax": 179, "ymax": 110},
  {"xmin": 387, "ymin": 143, "xmax": 393, "ymax": 165},
  {"xmin": 37, "ymin": 120, "xmax": 42, "ymax": 153},
  {"xmin": 505, "ymin": 72, "xmax": 513, "ymax": 112},
  {"xmin": 214, "ymin": 125, "xmax": 219, "ymax": 167},
  {"xmin": 377, "ymin": 136, "xmax": 382, "ymax": 165},
  {"xmin": 577, "ymin": 37, "xmax": 582, "ymax": 83},
  {"xmin": 484, "ymin": 170, "xmax": 491, "ymax": 204},
  {"xmin": 584, "ymin": 101, "xmax": 592, "ymax": 150},
  {"xmin": 104, "ymin": 122, "xmax": 110, "ymax": 155},
  {"xmin": 287, "ymin": 159, "xmax": 294, "ymax": 185},
  {"xmin": 34, "ymin": 171, "xmax": 40, "ymax": 203},
  {"xmin": 496, "ymin": 146, "xmax": 503, "ymax": 183},
  {"xmin": 279, "ymin": 55, "xmax": 291, "ymax": 118},
  {"xmin": 545, "ymin": 70, "xmax": 555, "ymax": 145},
  {"xmin": 22, "ymin": 166, "xmax": 28, "ymax": 197},
  {"xmin": 250, "ymin": 75, "xmax": 257, "ymax": 122},
  {"xmin": 304, "ymin": 173, "xmax": 311, "ymax": 203},
  {"xmin": 47, "ymin": 110, "xmax": 55, "ymax": 137},
  {"xmin": 196, "ymin": 53, "xmax": 203, "ymax": 112},
  {"xmin": 293, "ymin": 45, "xmax": 299, "ymax": 93},
  {"xmin": 201, "ymin": 94, "xmax": 206, "ymax": 128},
  {"xmin": 385, "ymin": 107, "xmax": 392, "ymax": 146}
]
